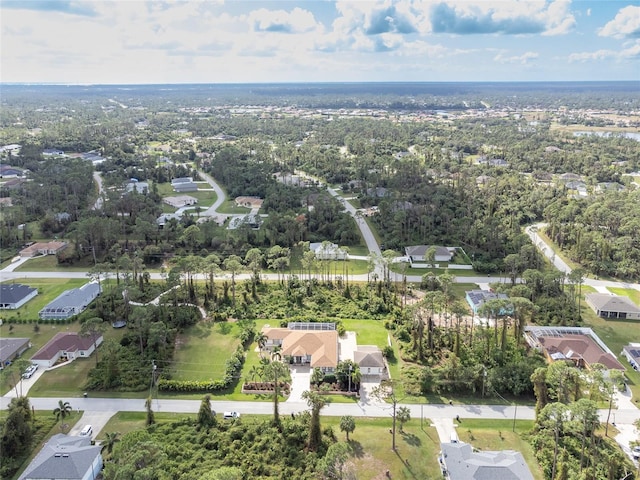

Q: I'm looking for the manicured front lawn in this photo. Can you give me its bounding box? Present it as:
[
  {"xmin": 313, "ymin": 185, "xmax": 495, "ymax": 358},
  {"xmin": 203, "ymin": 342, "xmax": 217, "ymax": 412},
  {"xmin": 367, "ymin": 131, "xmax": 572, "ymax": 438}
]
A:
[
  {"xmin": 607, "ymin": 287, "xmax": 640, "ymax": 306},
  {"xmin": 172, "ymin": 321, "xmax": 242, "ymax": 382},
  {"xmin": 457, "ymin": 418, "xmax": 544, "ymax": 480},
  {"xmin": 14, "ymin": 256, "xmax": 95, "ymax": 272},
  {"xmin": 28, "ymin": 357, "xmax": 97, "ymax": 397},
  {"xmin": 0, "ymin": 278, "xmax": 88, "ymax": 320}
]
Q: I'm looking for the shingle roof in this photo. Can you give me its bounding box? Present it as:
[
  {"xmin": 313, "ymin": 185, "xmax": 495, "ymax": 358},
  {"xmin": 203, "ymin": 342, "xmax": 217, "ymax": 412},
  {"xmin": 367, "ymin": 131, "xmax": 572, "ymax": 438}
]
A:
[
  {"xmin": 31, "ymin": 333, "xmax": 98, "ymax": 361},
  {"xmin": 538, "ymin": 335, "xmax": 625, "ymax": 371},
  {"xmin": 19, "ymin": 434, "xmax": 101, "ymax": 480},
  {"xmin": 354, "ymin": 347, "xmax": 385, "ymax": 368},
  {"xmin": 586, "ymin": 293, "xmax": 640, "ymax": 314},
  {"xmin": 0, "ymin": 283, "xmax": 37, "ymax": 304},
  {"xmin": 264, "ymin": 328, "xmax": 338, "ymax": 368},
  {"xmin": 441, "ymin": 442, "xmax": 534, "ymax": 480},
  {"xmin": 466, "ymin": 290, "xmax": 509, "ymax": 308},
  {"xmin": 0, "ymin": 338, "xmax": 30, "ymax": 364},
  {"xmin": 39, "ymin": 282, "xmax": 100, "ymax": 316}
]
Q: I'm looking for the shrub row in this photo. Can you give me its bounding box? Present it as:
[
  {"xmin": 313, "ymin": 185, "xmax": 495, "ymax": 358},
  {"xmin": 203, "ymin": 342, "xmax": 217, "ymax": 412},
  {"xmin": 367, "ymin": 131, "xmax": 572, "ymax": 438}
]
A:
[
  {"xmin": 158, "ymin": 345, "xmax": 245, "ymax": 392},
  {"xmin": 1, "ymin": 317, "xmax": 75, "ymax": 325}
]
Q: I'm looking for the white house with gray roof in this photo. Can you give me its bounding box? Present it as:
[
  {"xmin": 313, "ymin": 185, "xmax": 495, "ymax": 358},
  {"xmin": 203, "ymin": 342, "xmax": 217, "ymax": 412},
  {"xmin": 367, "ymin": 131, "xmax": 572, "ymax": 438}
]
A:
[
  {"xmin": 19, "ymin": 434, "xmax": 102, "ymax": 480},
  {"xmin": 405, "ymin": 245, "xmax": 454, "ymax": 263},
  {"xmin": 39, "ymin": 282, "xmax": 101, "ymax": 320},
  {"xmin": 440, "ymin": 442, "xmax": 534, "ymax": 480},
  {"xmin": 585, "ymin": 293, "xmax": 640, "ymax": 320},
  {"xmin": 0, "ymin": 283, "xmax": 38, "ymax": 309}
]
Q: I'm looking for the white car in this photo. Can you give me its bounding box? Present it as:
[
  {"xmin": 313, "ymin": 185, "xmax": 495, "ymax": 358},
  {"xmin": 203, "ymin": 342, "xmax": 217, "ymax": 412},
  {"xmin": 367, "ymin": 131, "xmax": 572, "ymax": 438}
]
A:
[
  {"xmin": 22, "ymin": 365, "xmax": 38, "ymax": 379},
  {"xmin": 223, "ymin": 411, "xmax": 240, "ymax": 420},
  {"xmin": 80, "ymin": 425, "xmax": 93, "ymax": 436},
  {"xmin": 632, "ymin": 446, "xmax": 640, "ymax": 460}
]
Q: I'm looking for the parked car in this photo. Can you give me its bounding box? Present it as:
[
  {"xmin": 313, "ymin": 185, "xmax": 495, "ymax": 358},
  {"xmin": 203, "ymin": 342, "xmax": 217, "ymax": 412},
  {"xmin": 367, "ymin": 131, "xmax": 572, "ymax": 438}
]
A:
[
  {"xmin": 80, "ymin": 425, "xmax": 93, "ymax": 436},
  {"xmin": 22, "ymin": 364, "xmax": 38, "ymax": 379},
  {"xmin": 632, "ymin": 446, "xmax": 640, "ymax": 459},
  {"xmin": 223, "ymin": 411, "xmax": 240, "ymax": 420}
]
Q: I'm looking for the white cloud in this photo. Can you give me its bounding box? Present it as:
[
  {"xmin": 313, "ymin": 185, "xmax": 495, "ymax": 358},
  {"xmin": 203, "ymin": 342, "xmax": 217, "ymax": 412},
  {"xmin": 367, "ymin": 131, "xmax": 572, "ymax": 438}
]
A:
[
  {"xmin": 569, "ymin": 40, "xmax": 640, "ymax": 62},
  {"xmin": 494, "ymin": 51, "xmax": 539, "ymax": 64},
  {"xmin": 598, "ymin": 5, "xmax": 640, "ymax": 39},
  {"xmin": 248, "ymin": 7, "xmax": 322, "ymax": 34}
]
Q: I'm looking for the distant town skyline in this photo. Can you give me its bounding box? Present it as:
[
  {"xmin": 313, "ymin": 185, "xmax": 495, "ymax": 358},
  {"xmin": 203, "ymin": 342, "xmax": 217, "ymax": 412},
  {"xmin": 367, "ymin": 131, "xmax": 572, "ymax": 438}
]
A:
[{"xmin": 1, "ymin": 1, "xmax": 638, "ymax": 84}]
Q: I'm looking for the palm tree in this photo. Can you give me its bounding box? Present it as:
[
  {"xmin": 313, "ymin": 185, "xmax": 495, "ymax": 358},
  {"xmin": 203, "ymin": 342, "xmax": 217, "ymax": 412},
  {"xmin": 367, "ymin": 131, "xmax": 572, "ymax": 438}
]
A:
[
  {"xmin": 302, "ymin": 390, "xmax": 329, "ymax": 451},
  {"xmin": 53, "ymin": 400, "xmax": 72, "ymax": 429},
  {"xmin": 262, "ymin": 360, "xmax": 290, "ymax": 429},
  {"xmin": 255, "ymin": 332, "xmax": 268, "ymax": 358},
  {"xmin": 101, "ymin": 431, "xmax": 120, "ymax": 456}
]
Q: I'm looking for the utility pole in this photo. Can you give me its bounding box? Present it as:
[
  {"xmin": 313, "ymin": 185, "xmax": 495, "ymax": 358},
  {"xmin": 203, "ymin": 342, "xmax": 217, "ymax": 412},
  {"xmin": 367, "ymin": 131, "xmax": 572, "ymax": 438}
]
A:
[{"xmin": 348, "ymin": 364, "xmax": 352, "ymax": 393}]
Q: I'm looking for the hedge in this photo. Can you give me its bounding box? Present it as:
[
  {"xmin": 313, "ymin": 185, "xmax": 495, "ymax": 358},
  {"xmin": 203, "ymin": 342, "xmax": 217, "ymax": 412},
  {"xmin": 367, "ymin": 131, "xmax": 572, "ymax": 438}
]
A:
[{"xmin": 158, "ymin": 345, "xmax": 245, "ymax": 392}]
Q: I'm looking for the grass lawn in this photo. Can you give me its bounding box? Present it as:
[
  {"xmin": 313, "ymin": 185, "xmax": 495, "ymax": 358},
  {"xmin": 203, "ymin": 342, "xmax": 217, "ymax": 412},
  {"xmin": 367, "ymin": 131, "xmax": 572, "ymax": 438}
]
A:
[
  {"xmin": 172, "ymin": 321, "xmax": 242, "ymax": 381},
  {"xmin": 14, "ymin": 255, "xmax": 95, "ymax": 272},
  {"xmin": 341, "ymin": 319, "xmax": 389, "ymax": 348},
  {"xmin": 607, "ymin": 287, "xmax": 640, "ymax": 306},
  {"xmin": 324, "ymin": 416, "xmax": 443, "ymax": 479},
  {"xmin": 0, "ymin": 278, "xmax": 88, "ymax": 320},
  {"xmin": 457, "ymin": 418, "xmax": 544, "ymax": 480},
  {"xmin": 216, "ymin": 200, "xmax": 252, "ymax": 214}
]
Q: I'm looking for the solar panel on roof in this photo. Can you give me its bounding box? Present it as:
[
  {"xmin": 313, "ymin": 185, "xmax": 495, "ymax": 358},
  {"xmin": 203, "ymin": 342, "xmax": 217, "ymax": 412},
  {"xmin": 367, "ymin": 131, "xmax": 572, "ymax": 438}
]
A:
[{"xmin": 628, "ymin": 349, "xmax": 640, "ymax": 357}]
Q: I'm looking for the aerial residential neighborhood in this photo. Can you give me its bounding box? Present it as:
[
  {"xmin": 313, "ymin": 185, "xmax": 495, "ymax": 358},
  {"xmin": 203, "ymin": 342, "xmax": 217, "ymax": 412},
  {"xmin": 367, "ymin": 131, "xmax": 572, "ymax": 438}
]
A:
[{"xmin": 1, "ymin": 2, "xmax": 640, "ymax": 476}]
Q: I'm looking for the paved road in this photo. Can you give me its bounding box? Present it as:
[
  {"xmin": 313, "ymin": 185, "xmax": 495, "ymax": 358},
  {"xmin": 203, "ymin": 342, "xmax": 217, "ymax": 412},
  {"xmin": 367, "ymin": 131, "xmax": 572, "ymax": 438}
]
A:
[
  {"xmin": 4, "ymin": 396, "xmax": 639, "ymax": 425},
  {"xmin": 525, "ymin": 223, "xmax": 640, "ymax": 292}
]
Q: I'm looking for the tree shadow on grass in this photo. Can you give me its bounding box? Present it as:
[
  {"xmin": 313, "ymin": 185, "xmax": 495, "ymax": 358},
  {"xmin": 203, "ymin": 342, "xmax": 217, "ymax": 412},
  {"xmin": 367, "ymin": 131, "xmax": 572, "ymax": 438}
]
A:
[
  {"xmin": 347, "ymin": 440, "xmax": 365, "ymax": 458},
  {"xmin": 216, "ymin": 322, "xmax": 232, "ymax": 335},
  {"xmin": 189, "ymin": 322, "xmax": 213, "ymax": 339},
  {"xmin": 400, "ymin": 431, "xmax": 421, "ymax": 447}
]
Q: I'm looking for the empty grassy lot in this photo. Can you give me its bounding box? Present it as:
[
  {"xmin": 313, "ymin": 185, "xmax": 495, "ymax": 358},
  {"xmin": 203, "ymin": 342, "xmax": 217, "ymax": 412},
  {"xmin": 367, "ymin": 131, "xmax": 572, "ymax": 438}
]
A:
[
  {"xmin": 14, "ymin": 255, "xmax": 96, "ymax": 272},
  {"xmin": 172, "ymin": 321, "xmax": 242, "ymax": 382}
]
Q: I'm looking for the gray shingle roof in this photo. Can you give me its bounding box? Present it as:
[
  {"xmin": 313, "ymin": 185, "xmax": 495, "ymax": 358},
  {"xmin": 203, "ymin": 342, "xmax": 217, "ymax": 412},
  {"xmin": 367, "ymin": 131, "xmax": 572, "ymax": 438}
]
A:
[
  {"xmin": 586, "ymin": 293, "xmax": 640, "ymax": 314},
  {"xmin": 0, "ymin": 338, "xmax": 30, "ymax": 364},
  {"xmin": 0, "ymin": 283, "xmax": 37, "ymax": 305},
  {"xmin": 441, "ymin": 442, "xmax": 534, "ymax": 480},
  {"xmin": 19, "ymin": 434, "xmax": 101, "ymax": 480},
  {"xmin": 39, "ymin": 282, "xmax": 100, "ymax": 318}
]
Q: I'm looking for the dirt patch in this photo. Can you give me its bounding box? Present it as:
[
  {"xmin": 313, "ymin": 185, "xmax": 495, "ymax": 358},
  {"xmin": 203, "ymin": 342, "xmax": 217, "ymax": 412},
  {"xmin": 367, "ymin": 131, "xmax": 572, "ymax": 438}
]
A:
[{"xmin": 347, "ymin": 453, "xmax": 389, "ymax": 480}]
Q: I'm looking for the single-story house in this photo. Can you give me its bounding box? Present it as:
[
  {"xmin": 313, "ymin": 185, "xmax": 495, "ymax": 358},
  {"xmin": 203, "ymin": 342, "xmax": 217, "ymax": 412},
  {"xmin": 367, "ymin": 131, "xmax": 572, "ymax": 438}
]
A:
[
  {"xmin": 30, "ymin": 332, "xmax": 103, "ymax": 368},
  {"xmin": 39, "ymin": 282, "xmax": 101, "ymax": 320},
  {"xmin": 171, "ymin": 177, "xmax": 198, "ymax": 192},
  {"xmin": 19, "ymin": 241, "xmax": 68, "ymax": 257},
  {"xmin": 42, "ymin": 148, "xmax": 64, "ymax": 156},
  {"xmin": 465, "ymin": 290, "xmax": 512, "ymax": 315},
  {"xmin": 524, "ymin": 326, "xmax": 625, "ymax": 372},
  {"xmin": 0, "ymin": 144, "xmax": 21, "ymax": 154},
  {"xmin": 354, "ymin": 346, "xmax": 386, "ymax": 378},
  {"xmin": 440, "ymin": 442, "xmax": 534, "ymax": 480},
  {"xmin": 310, "ymin": 242, "xmax": 348, "ymax": 261},
  {"xmin": 585, "ymin": 293, "xmax": 640, "ymax": 320},
  {"xmin": 622, "ymin": 343, "xmax": 640, "ymax": 371},
  {"xmin": 164, "ymin": 195, "xmax": 198, "ymax": 208},
  {"xmin": 405, "ymin": 245, "xmax": 454, "ymax": 263},
  {"xmin": 18, "ymin": 434, "xmax": 102, "ymax": 480},
  {"xmin": 0, "ymin": 338, "xmax": 31, "ymax": 368},
  {"xmin": 0, "ymin": 283, "xmax": 38, "ymax": 309},
  {"xmin": 0, "ymin": 165, "xmax": 24, "ymax": 177},
  {"xmin": 125, "ymin": 181, "xmax": 149, "ymax": 194},
  {"xmin": 262, "ymin": 323, "xmax": 338, "ymax": 372},
  {"xmin": 157, "ymin": 213, "xmax": 182, "ymax": 227}
]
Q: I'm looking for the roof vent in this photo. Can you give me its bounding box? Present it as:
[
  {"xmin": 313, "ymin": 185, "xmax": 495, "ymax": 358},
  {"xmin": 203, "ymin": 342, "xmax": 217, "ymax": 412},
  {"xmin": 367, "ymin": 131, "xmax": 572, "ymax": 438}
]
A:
[
  {"xmin": 54, "ymin": 454, "xmax": 62, "ymax": 458},
  {"xmin": 62, "ymin": 454, "xmax": 69, "ymax": 458}
]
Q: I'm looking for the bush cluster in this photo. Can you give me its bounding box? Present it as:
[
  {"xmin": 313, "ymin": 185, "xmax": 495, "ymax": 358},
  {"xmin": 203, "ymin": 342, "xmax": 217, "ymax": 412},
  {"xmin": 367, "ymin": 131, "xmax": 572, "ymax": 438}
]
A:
[{"xmin": 159, "ymin": 345, "xmax": 245, "ymax": 392}]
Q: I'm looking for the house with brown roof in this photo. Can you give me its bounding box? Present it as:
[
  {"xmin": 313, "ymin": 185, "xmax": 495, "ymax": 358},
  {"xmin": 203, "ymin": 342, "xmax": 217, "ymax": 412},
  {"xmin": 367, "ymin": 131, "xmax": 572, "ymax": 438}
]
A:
[
  {"xmin": 585, "ymin": 293, "xmax": 640, "ymax": 320},
  {"xmin": 524, "ymin": 326, "xmax": 624, "ymax": 372},
  {"xmin": 19, "ymin": 241, "xmax": 67, "ymax": 258},
  {"xmin": 262, "ymin": 323, "xmax": 338, "ymax": 372},
  {"xmin": 31, "ymin": 332, "xmax": 103, "ymax": 368}
]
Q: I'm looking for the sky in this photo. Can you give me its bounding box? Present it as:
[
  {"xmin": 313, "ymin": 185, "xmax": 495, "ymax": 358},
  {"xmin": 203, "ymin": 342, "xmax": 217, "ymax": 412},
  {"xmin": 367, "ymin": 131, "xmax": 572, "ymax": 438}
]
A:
[{"xmin": 1, "ymin": 0, "xmax": 639, "ymax": 84}]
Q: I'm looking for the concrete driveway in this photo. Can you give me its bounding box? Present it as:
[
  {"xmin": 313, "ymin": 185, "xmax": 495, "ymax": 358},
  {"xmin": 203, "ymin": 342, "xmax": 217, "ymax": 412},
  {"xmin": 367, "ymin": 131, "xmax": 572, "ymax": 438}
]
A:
[
  {"xmin": 67, "ymin": 410, "xmax": 117, "ymax": 440},
  {"xmin": 286, "ymin": 365, "xmax": 311, "ymax": 403}
]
